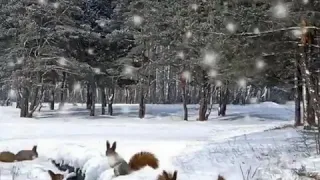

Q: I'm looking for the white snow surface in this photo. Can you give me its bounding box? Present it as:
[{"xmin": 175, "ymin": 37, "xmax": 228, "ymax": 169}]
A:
[{"xmin": 0, "ymin": 102, "xmax": 314, "ymax": 179}]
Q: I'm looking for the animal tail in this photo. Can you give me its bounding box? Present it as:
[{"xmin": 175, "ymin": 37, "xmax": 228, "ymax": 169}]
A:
[{"xmin": 128, "ymin": 151, "xmax": 159, "ymax": 171}]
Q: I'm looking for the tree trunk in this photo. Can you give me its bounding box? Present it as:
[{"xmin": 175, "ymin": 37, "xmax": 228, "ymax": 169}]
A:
[
  {"xmin": 59, "ymin": 72, "xmax": 67, "ymax": 109},
  {"xmin": 181, "ymin": 83, "xmax": 188, "ymax": 121},
  {"xmin": 16, "ymin": 92, "xmax": 21, "ymax": 108},
  {"xmin": 86, "ymin": 83, "xmax": 92, "ymax": 110},
  {"xmin": 139, "ymin": 82, "xmax": 146, "ymax": 119},
  {"xmin": 294, "ymin": 58, "xmax": 302, "ymax": 126},
  {"xmin": 50, "ymin": 89, "xmax": 55, "ymax": 110},
  {"xmin": 219, "ymin": 86, "xmax": 228, "ymax": 116},
  {"xmin": 108, "ymin": 88, "xmax": 115, "ymax": 115},
  {"xmin": 300, "ymin": 45, "xmax": 320, "ymax": 128},
  {"xmin": 101, "ymin": 87, "xmax": 106, "ymax": 115},
  {"xmin": 20, "ymin": 88, "xmax": 29, "ymax": 117},
  {"xmin": 198, "ymin": 71, "xmax": 209, "ymax": 121},
  {"xmin": 90, "ymin": 80, "xmax": 96, "ymax": 116}
]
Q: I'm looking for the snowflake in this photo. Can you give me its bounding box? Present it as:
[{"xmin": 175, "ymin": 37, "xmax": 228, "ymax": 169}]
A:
[
  {"xmin": 73, "ymin": 82, "xmax": 81, "ymax": 92},
  {"xmin": 58, "ymin": 57, "xmax": 67, "ymax": 66},
  {"xmin": 96, "ymin": 19, "xmax": 107, "ymax": 27},
  {"xmin": 123, "ymin": 65, "xmax": 134, "ymax": 76},
  {"xmin": 292, "ymin": 29, "xmax": 302, "ymax": 38},
  {"xmin": 272, "ymin": 2, "xmax": 288, "ymax": 19},
  {"xmin": 249, "ymin": 97, "xmax": 258, "ymax": 104},
  {"xmin": 181, "ymin": 71, "xmax": 191, "ymax": 82},
  {"xmin": 237, "ymin": 78, "xmax": 247, "ymax": 88},
  {"xmin": 8, "ymin": 89, "xmax": 16, "ymax": 98},
  {"xmin": 191, "ymin": 4, "xmax": 198, "ymax": 10},
  {"xmin": 185, "ymin": 31, "xmax": 192, "ymax": 39},
  {"xmin": 121, "ymin": 106, "xmax": 130, "ymax": 114},
  {"xmin": 226, "ymin": 22, "xmax": 237, "ymax": 33},
  {"xmin": 16, "ymin": 57, "xmax": 24, "ymax": 64},
  {"xmin": 38, "ymin": 0, "xmax": 47, "ymax": 5},
  {"xmin": 8, "ymin": 61, "xmax": 15, "ymax": 67},
  {"xmin": 133, "ymin": 15, "xmax": 143, "ymax": 26},
  {"xmin": 256, "ymin": 59, "xmax": 266, "ymax": 70},
  {"xmin": 208, "ymin": 69, "xmax": 217, "ymax": 78},
  {"xmin": 203, "ymin": 51, "xmax": 218, "ymax": 66},
  {"xmin": 177, "ymin": 51, "xmax": 184, "ymax": 59},
  {"xmin": 302, "ymin": 0, "xmax": 308, "ymax": 4},
  {"xmin": 87, "ymin": 48, "xmax": 94, "ymax": 55},
  {"xmin": 253, "ymin": 28, "xmax": 260, "ymax": 34},
  {"xmin": 52, "ymin": 2, "xmax": 59, "ymax": 8},
  {"xmin": 93, "ymin": 68, "xmax": 101, "ymax": 74},
  {"xmin": 215, "ymin": 80, "xmax": 222, "ymax": 87}
]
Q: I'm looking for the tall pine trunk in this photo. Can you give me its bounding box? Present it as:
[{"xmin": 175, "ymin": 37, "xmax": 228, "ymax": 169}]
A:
[
  {"xmin": 90, "ymin": 80, "xmax": 96, "ymax": 116},
  {"xmin": 86, "ymin": 83, "xmax": 92, "ymax": 109},
  {"xmin": 181, "ymin": 82, "xmax": 188, "ymax": 121},
  {"xmin": 59, "ymin": 72, "xmax": 67, "ymax": 109},
  {"xmin": 108, "ymin": 88, "xmax": 115, "ymax": 115},
  {"xmin": 139, "ymin": 83, "xmax": 146, "ymax": 119},
  {"xmin": 20, "ymin": 87, "xmax": 29, "ymax": 117},
  {"xmin": 101, "ymin": 87, "xmax": 106, "ymax": 115},
  {"xmin": 50, "ymin": 89, "xmax": 55, "ymax": 110},
  {"xmin": 198, "ymin": 71, "xmax": 209, "ymax": 121},
  {"xmin": 294, "ymin": 57, "xmax": 302, "ymax": 126}
]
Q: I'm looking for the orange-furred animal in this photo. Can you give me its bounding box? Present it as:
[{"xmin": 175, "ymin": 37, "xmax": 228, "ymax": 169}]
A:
[
  {"xmin": 0, "ymin": 151, "xmax": 15, "ymax": 162},
  {"xmin": 48, "ymin": 170, "xmax": 64, "ymax": 180},
  {"xmin": 157, "ymin": 170, "xmax": 178, "ymax": 180},
  {"xmin": 105, "ymin": 141, "xmax": 159, "ymax": 176},
  {"xmin": 15, "ymin": 145, "xmax": 38, "ymax": 161}
]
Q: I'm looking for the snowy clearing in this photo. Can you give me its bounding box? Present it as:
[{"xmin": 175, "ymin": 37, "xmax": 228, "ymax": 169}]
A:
[{"xmin": 0, "ymin": 102, "xmax": 313, "ymax": 180}]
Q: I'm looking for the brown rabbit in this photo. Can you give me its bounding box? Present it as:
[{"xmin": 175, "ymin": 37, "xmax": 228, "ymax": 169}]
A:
[
  {"xmin": 0, "ymin": 151, "xmax": 16, "ymax": 162},
  {"xmin": 48, "ymin": 170, "xmax": 64, "ymax": 180},
  {"xmin": 15, "ymin": 145, "xmax": 38, "ymax": 161},
  {"xmin": 157, "ymin": 170, "xmax": 177, "ymax": 180}
]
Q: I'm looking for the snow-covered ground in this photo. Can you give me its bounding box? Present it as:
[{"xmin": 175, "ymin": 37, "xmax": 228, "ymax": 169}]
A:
[{"xmin": 0, "ymin": 102, "xmax": 315, "ymax": 180}]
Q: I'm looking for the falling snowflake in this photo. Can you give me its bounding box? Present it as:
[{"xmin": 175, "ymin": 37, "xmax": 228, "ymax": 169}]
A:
[
  {"xmin": 226, "ymin": 23, "xmax": 237, "ymax": 33},
  {"xmin": 52, "ymin": 2, "xmax": 59, "ymax": 8},
  {"xmin": 203, "ymin": 51, "xmax": 218, "ymax": 66},
  {"xmin": 272, "ymin": 2, "xmax": 288, "ymax": 19},
  {"xmin": 133, "ymin": 15, "xmax": 143, "ymax": 26},
  {"xmin": 208, "ymin": 69, "xmax": 218, "ymax": 78},
  {"xmin": 292, "ymin": 29, "xmax": 302, "ymax": 38},
  {"xmin": 181, "ymin": 71, "xmax": 191, "ymax": 82},
  {"xmin": 73, "ymin": 82, "xmax": 81, "ymax": 92},
  {"xmin": 8, "ymin": 89, "xmax": 16, "ymax": 98},
  {"xmin": 121, "ymin": 106, "xmax": 130, "ymax": 114},
  {"xmin": 177, "ymin": 51, "xmax": 184, "ymax": 59},
  {"xmin": 237, "ymin": 78, "xmax": 247, "ymax": 88},
  {"xmin": 87, "ymin": 48, "xmax": 94, "ymax": 55},
  {"xmin": 186, "ymin": 31, "xmax": 192, "ymax": 39},
  {"xmin": 93, "ymin": 68, "xmax": 101, "ymax": 74},
  {"xmin": 253, "ymin": 28, "xmax": 260, "ymax": 34},
  {"xmin": 123, "ymin": 65, "xmax": 134, "ymax": 76},
  {"xmin": 256, "ymin": 59, "xmax": 266, "ymax": 70},
  {"xmin": 191, "ymin": 4, "xmax": 198, "ymax": 10},
  {"xmin": 16, "ymin": 57, "xmax": 24, "ymax": 64},
  {"xmin": 58, "ymin": 57, "xmax": 67, "ymax": 66},
  {"xmin": 38, "ymin": 0, "xmax": 47, "ymax": 5},
  {"xmin": 249, "ymin": 97, "xmax": 258, "ymax": 104},
  {"xmin": 8, "ymin": 61, "xmax": 15, "ymax": 67},
  {"xmin": 302, "ymin": 0, "xmax": 308, "ymax": 4},
  {"xmin": 215, "ymin": 80, "xmax": 222, "ymax": 87}
]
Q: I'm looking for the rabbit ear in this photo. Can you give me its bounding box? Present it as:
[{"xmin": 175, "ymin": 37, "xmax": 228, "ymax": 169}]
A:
[
  {"xmin": 162, "ymin": 171, "xmax": 169, "ymax": 179},
  {"xmin": 111, "ymin": 142, "xmax": 117, "ymax": 151},
  {"xmin": 106, "ymin": 141, "xmax": 110, "ymax": 149},
  {"xmin": 48, "ymin": 170, "xmax": 55, "ymax": 179},
  {"xmin": 172, "ymin": 171, "xmax": 178, "ymax": 180},
  {"xmin": 32, "ymin": 145, "xmax": 37, "ymax": 153}
]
